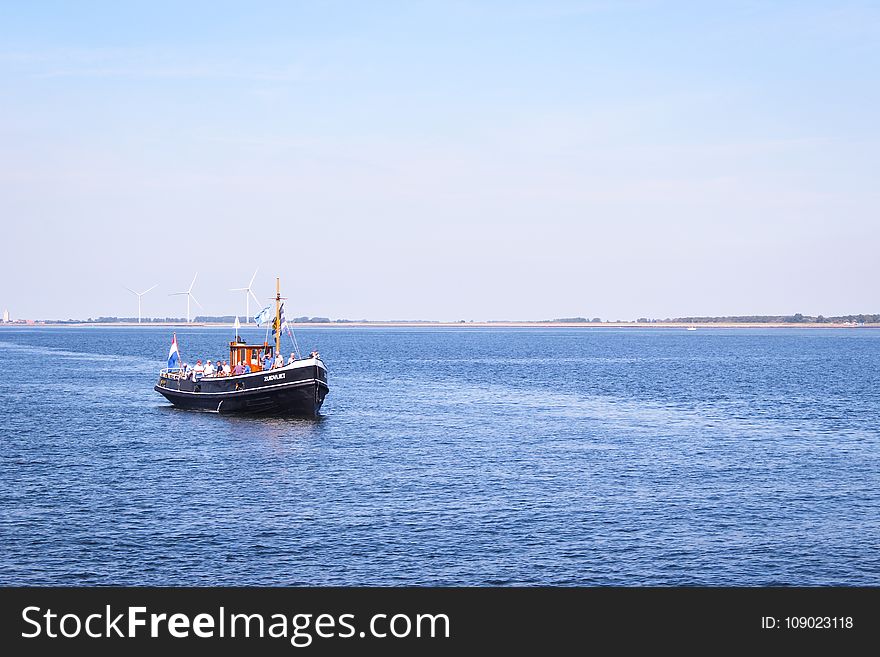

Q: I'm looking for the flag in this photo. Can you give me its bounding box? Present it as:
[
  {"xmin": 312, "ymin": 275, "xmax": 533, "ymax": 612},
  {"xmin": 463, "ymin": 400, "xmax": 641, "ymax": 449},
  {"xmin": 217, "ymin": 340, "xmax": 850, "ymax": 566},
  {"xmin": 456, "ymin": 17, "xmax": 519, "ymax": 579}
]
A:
[
  {"xmin": 272, "ymin": 304, "xmax": 286, "ymax": 333},
  {"xmin": 254, "ymin": 305, "xmax": 274, "ymax": 326},
  {"xmin": 167, "ymin": 333, "xmax": 180, "ymax": 369}
]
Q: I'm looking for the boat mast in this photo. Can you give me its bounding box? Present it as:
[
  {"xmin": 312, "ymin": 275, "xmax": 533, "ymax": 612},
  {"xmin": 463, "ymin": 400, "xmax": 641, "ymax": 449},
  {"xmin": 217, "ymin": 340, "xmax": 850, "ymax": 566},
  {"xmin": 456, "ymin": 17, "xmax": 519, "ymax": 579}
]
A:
[{"xmin": 275, "ymin": 277, "xmax": 281, "ymax": 355}]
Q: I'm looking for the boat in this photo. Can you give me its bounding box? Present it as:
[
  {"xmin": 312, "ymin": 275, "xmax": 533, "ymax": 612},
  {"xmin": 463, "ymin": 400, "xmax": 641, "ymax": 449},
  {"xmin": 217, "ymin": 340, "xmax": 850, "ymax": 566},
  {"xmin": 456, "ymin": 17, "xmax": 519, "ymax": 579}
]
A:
[{"xmin": 154, "ymin": 278, "xmax": 329, "ymax": 416}]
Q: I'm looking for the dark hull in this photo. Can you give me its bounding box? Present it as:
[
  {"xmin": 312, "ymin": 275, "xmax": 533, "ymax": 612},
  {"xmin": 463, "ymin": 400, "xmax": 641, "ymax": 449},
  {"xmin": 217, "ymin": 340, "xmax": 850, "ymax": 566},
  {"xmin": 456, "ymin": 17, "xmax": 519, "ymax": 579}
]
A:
[{"xmin": 155, "ymin": 360, "xmax": 328, "ymax": 417}]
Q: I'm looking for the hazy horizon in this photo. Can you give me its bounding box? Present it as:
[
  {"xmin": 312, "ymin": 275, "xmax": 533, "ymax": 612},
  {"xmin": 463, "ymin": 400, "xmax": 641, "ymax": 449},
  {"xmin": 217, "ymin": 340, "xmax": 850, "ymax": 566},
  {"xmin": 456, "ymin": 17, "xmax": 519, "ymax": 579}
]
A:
[
  {"xmin": 1, "ymin": 2, "xmax": 877, "ymax": 322},
  {"xmin": 5, "ymin": 309, "xmax": 880, "ymax": 324}
]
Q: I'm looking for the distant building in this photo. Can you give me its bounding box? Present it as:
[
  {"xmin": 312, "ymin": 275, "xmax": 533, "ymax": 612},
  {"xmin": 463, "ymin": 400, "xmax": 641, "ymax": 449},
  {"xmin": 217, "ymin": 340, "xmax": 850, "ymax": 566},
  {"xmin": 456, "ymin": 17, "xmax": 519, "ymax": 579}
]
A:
[{"xmin": 2, "ymin": 308, "xmax": 8, "ymax": 323}]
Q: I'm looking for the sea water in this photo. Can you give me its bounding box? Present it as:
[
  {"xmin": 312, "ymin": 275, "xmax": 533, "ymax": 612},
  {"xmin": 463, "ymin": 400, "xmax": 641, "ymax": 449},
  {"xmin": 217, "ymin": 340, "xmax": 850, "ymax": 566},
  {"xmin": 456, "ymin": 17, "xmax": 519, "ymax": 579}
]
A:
[{"xmin": 1, "ymin": 326, "xmax": 878, "ymax": 585}]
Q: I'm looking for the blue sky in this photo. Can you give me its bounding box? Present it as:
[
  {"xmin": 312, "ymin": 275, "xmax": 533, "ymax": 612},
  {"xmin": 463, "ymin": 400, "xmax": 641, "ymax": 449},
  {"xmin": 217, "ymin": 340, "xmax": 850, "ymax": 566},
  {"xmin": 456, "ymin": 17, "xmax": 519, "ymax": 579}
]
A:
[{"xmin": 1, "ymin": 1, "xmax": 878, "ymax": 320}]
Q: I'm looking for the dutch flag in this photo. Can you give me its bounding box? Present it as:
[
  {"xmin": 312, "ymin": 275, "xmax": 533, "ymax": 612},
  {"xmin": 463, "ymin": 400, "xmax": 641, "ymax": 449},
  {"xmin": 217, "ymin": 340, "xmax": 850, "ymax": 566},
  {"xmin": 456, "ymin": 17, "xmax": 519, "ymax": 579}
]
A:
[{"xmin": 167, "ymin": 333, "xmax": 181, "ymax": 369}]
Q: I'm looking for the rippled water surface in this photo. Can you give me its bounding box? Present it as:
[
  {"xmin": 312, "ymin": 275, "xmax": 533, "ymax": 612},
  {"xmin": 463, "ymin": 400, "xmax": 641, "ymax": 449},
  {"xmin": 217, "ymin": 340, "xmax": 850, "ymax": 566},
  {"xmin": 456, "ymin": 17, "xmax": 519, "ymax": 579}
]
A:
[{"xmin": 1, "ymin": 326, "xmax": 878, "ymax": 585}]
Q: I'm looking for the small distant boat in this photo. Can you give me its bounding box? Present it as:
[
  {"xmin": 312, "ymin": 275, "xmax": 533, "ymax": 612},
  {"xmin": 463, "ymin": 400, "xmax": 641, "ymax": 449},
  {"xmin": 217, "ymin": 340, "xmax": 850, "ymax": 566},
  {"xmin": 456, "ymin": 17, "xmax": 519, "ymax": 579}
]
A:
[
  {"xmin": 154, "ymin": 278, "xmax": 329, "ymax": 416},
  {"xmin": 687, "ymin": 323, "xmax": 697, "ymax": 331}
]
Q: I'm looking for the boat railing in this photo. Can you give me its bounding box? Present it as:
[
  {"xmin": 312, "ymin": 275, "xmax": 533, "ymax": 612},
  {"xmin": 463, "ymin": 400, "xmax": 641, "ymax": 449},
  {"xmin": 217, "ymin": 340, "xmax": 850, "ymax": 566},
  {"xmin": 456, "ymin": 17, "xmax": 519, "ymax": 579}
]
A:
[{"xmin": 159, "ymin": 355, "xmax": 322, "ymax": 381}]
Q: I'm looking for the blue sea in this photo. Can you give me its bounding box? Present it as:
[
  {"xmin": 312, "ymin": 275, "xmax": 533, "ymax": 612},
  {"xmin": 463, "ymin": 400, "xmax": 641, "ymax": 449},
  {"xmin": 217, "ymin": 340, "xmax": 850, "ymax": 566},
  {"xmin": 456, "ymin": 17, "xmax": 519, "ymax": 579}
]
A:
[{"xmin": 1, "ymin": 326, "xmax": 878, "ymax": 585}]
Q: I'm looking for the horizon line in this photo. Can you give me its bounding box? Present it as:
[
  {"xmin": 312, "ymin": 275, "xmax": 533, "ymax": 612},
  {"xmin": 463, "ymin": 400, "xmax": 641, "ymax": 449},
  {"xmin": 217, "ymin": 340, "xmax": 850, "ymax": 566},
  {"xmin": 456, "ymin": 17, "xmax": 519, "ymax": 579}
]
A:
[{"xmin": 4, "ymin": 312, "xmax": 880, "ymax": 328}]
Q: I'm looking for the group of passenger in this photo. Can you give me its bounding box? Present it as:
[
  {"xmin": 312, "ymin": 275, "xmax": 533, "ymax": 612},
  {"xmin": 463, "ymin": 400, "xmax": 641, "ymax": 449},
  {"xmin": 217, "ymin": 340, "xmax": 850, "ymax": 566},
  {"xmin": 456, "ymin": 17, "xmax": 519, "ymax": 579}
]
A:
[
  {"xmin": 179, "ymin": 359, "xmax": 233, "ymax": 380},
  {"xmin": 179, "ymin": 351, "xmax": 303, "ymax": 381}
]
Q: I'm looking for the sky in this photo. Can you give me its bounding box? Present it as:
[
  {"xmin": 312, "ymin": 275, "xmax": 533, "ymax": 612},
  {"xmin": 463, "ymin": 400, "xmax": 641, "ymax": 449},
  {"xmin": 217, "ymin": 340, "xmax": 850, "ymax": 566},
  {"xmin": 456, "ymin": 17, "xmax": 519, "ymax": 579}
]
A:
[{"xmin": 1, "ymin": 0, "xmax": 878, "ymax": 321}]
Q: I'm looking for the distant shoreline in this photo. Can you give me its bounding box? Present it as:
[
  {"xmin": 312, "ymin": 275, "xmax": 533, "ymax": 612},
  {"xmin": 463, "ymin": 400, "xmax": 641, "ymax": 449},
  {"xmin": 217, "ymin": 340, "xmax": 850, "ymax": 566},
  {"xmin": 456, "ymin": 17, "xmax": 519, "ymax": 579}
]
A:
[{"xmin": 4, "ymin": 321, "xmax": 879, "ymax": 329}]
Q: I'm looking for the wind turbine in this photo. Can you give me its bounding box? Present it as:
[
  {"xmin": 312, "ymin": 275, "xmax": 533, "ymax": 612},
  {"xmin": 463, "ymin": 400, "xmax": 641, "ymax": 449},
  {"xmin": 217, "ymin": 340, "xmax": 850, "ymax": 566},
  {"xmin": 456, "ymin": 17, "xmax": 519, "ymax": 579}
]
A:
[
  {"xmin": 123, "ymin": 283, "xmax": 158, "ymax": 323},
  {"xmin": 170, "ymin": 272, "xmax": 202, "ymax": 323},
  {"xmin": 230, "ymin": 269, "xmax": 261, "ymax": 323}
]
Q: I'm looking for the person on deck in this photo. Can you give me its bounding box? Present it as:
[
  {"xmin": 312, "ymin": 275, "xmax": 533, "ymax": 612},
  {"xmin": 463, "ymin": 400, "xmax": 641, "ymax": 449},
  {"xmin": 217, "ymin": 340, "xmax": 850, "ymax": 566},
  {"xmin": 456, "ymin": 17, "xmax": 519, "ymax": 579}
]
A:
[
  {"xmin": 287, "ymin": 352, "xmax": 296, "ymax": 365},
  {"xmin": 274, "ymin": 353, "xmax": 285, "ymax": 369},
  {"xmin": 203, "ymin": 360, "xmax": 215, "ymax": 377},
  {"xmin": 242, "ymin": 361, "xmax": 252, "ymax": 373},
  {"xmin": 232, "ymin": 361, "xmax": 245, "ymax": 376},
  {"xmin": 223, "ymin": 361, "xmax": 231, "ymax": 376},
  {"xmin": 262, "ymin": 354, "xmax": 273, "ymax": 371},
  {"xmin": 193, "ymin": 360, "xmax": 204, "ymax": 380}
]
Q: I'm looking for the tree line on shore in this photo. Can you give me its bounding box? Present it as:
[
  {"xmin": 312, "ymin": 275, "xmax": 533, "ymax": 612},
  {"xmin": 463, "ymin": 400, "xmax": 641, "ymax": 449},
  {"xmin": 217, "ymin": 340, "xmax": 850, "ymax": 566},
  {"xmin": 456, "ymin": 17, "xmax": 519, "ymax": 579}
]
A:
[
  {"xmin": 52, "ymin": 315, "xmax": 340, "ymax": 324},
  {"xmin": 547, "ymin": 314, "xmax": 880, "ymax": 324},
  {"xmin": 44, "ymin": 313, "xmax": 880, "ymax": 324}
]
